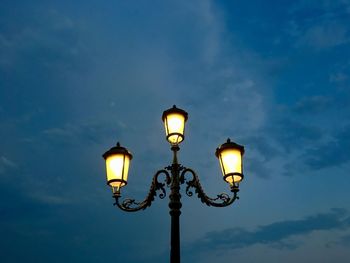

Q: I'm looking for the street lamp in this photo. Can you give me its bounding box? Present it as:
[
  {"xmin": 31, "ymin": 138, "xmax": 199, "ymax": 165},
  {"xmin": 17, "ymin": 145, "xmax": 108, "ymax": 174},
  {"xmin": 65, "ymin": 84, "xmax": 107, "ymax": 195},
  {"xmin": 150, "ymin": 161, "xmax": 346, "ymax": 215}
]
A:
[{"xmin": 102, "ymin": 105, "xmax": 245, "ymax": 263}]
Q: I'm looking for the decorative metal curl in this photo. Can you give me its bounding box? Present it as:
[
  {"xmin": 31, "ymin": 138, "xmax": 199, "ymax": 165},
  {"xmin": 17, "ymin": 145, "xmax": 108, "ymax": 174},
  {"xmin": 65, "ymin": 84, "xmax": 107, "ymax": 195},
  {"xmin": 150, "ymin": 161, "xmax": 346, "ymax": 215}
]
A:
[
  {"xmin": 114, "ymin": 169, "xmax": 171, "ymax": 212},
  {"xmin": 180, "ymin": 168, "xmax": 239, "ymax": 207}
]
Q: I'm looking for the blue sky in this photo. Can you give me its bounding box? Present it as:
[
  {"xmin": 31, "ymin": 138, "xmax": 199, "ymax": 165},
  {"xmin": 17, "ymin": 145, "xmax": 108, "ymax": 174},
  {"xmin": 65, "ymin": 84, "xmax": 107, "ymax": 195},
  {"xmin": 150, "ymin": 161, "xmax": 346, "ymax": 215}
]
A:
[{"xmin": 1, "ymin": 0, "xmax": 350, "ymax": 262}]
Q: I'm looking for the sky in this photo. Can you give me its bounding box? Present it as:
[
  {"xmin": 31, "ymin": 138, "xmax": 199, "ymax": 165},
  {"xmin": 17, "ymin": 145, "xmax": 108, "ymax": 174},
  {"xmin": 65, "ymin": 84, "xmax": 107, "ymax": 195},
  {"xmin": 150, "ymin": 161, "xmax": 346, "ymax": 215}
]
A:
[{"xmin": 1, "ymin": 0, "xmax": 350, "ymax": 262}]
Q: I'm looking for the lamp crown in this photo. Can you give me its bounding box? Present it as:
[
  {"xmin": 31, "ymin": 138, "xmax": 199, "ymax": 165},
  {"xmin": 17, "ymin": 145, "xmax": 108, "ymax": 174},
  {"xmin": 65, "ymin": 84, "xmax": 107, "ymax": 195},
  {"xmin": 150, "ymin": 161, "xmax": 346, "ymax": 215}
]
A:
[
  {"xmin": 215, "ymin": 138, "xmax": 245, "ymax": 157},
  {"xmin": 162, "ymin": 105, "xmax": 188, "ymax": 121},
  {"xmin": 102, "ymin": 142, "xmax": 133, "ymax": 160}
]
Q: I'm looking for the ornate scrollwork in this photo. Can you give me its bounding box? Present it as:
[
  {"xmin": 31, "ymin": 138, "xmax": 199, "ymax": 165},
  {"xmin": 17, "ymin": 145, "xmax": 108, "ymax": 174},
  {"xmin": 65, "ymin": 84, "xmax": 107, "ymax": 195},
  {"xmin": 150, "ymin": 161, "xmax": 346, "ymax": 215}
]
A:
[
  {"xmin": 180, "ymin": 168, "xmax": 239, "ymax": 207},
  {"xmin": 114, "ymin": 169, "xmax": 171, "ymax": 212},
  {"xmin": 114, "ymin": 166, "xmax": 239, "ymax": 211}
]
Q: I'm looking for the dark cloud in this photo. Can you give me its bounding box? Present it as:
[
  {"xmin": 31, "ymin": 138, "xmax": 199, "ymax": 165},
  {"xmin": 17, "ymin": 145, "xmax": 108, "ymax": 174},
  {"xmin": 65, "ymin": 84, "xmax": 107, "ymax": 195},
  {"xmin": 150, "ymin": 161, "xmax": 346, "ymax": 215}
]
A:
[
  {"xmin": 294, "ymin": 95, "xmax": 333, "ymax": 114},
  {"xmin": 243, "ymin": 136, "xmax": 281, "ymax": 161},
  {"xmin": 242, "ymin": 89, "xmax": 350, "ymax": 178},
  {"xmin": 240, "ymin": 117, "xmax": 324, "ymax": 178},
  {"xmin": 185, "ymin": 208, "xmax": 350, "ymax": 253},
  {"xmin": 340, "ymin": 234, "xmax": 350, "ymax": 246},
  {"xmin": 303, "ymin": 125, "xmax": 350, "ymax": 169},
  {"xmin": 273, "ymin": 119, "xmax": 323, "ymax": 150},
  {"xmin": 289, "ymin": 0, "xmax": 350, "ymax": 50},
  {"xmin": 245, "ymin": 157, "xmax": 272, "ymax": 179}
]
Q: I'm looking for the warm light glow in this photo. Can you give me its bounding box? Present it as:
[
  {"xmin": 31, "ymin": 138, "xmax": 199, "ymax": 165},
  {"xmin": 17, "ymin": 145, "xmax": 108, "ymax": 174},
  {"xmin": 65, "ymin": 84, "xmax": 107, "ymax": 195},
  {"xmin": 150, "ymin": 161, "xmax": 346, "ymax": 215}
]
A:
[
  {"xmin": 105, "ymin": 154, "xmax": 130, "ymax": 187},
  {"xmin": 164, "ymin": 113, "xmax": 186, "ymax": 144},
  {"xmin": 219, "ymin": 148, "xmax": 243, "ymax": 184}
]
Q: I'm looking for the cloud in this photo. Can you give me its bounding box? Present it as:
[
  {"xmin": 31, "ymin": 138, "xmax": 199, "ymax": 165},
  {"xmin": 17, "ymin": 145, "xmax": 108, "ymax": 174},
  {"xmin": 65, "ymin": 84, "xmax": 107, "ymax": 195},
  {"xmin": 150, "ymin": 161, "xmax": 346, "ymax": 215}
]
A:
[
  {"xmin": 186, "ymin": 208, "xmax": 350, "ymax": 253},
  {"xmin": 303, "ymin": 125, "xmax": 350, "ymax": 169},
  {"xmin": 294, "ymin": 95, "xmax": 333, "ymax": 114},
  {"xmin": 287, "ymin": 0, "xmax": 350, "ymax": 50},
  {"xmin": 28, "ymin": 192, "xmax": 71, "ymax": 205},
  {"xmin": 330, "ymin": 72, "xmax": 348, "ymax": 83},
  {"xmin": 0, "ymin": 8, "xmax": 86, "ymax": 70},
  {"xmin": 340, "ymin": 234, "xmax": 350, "ymax": 245},
  {"xmin": 241, "ymin": 85, "xmax": 350, "ymax": 177},
  {"xmin": 41, "ymin": 119, "xmax": 126, "ymax": 145},
  {"xmin": 296, "ymin": 23, "xmax": 350, "ymax": 49},
  {"xmin": 0, "ymin": 156, "xmax": 18, "ymax": 175}
]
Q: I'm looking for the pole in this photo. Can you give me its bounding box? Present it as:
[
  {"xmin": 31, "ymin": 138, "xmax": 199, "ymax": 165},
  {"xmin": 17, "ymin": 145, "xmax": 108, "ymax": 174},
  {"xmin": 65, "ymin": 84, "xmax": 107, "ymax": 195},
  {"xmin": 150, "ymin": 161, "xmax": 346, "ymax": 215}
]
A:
[{"xmin": 169, "ymin": 146, "xmax": 181, "ymax": 263}]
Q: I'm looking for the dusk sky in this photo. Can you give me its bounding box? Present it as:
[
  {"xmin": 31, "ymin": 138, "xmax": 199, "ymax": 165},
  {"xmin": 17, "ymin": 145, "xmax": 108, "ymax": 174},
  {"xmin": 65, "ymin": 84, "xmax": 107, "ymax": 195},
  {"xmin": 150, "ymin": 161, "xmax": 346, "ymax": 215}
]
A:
[{"xmin": 1, "ymin": 1, "xmax": 350, "ymax": 262}]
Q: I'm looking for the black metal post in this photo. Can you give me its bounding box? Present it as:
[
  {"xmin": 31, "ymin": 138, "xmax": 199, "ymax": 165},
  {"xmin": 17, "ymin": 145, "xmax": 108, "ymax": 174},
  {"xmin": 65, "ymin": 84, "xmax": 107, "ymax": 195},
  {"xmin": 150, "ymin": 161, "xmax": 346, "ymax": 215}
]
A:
[{"xmin": 169, "ymin": 145, "xmax": 181, "ymax": 263}]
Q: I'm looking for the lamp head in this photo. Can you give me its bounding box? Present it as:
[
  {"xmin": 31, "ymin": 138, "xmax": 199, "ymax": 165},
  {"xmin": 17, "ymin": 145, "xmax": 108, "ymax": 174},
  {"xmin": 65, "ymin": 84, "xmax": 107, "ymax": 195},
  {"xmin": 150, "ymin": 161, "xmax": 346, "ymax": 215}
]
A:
[
  {"xmin": 102, "ymin": 142, "xmax": 133, "ymax": 195},
  {"xmin": 162, "ymin": 105, "xmax": 188, "ymax": 145},
  {"xmin": 216, "ymin": 138, "xmax": 245, "ymax": 185}
]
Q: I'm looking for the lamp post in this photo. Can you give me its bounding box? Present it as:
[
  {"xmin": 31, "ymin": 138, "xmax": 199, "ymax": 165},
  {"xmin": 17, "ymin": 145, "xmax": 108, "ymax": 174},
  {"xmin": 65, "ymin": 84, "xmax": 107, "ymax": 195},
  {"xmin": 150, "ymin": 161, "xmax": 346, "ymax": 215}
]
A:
[{"xmin": 102, "ymin": 105, "xmax": 245, "ymax": 263}]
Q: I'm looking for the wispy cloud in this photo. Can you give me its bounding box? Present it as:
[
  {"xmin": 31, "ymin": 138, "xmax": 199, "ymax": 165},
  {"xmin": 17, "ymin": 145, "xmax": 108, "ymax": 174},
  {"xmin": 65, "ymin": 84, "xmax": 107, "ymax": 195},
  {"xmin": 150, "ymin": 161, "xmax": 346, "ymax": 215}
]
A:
[
  {"xmin": 287, "ymin": 0, "xmax": 350, "ymax": 50},
  {"xmin": 41, "ymin": 119, "xmax": 126, "ymax": 145},
  {"xmin": 330, "ymin": 72, "xmax": 348, "ymax": 83},
  {"xmin": 294, "ymin": 95, "xmax": 333, "ymax": 114},
  {"xmin": 28, "ymin": 192, "xmax": 72, "ymax": 205},
  {"xmin": 0, "ymin": 9, "xmax": 86, "ymax": 70},
  {"xmin": 295, "ymin": 23, "xmax": 350, "ymax": 49},
  {"xmin": 0, "ymin": 156, "xmax": 18, "ymax": 175}
]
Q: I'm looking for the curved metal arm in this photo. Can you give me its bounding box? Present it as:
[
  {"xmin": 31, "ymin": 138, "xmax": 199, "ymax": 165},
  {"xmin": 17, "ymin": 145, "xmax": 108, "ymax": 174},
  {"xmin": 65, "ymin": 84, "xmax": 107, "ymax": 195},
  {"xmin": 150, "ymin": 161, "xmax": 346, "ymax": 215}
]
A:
[
  {"xmin": 180, "ymin": 168, "xmax": 239, "ymax": 207},
  {"xmin": 114, "ymin": 169, "xmax": 171, "ymax": 212}
]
